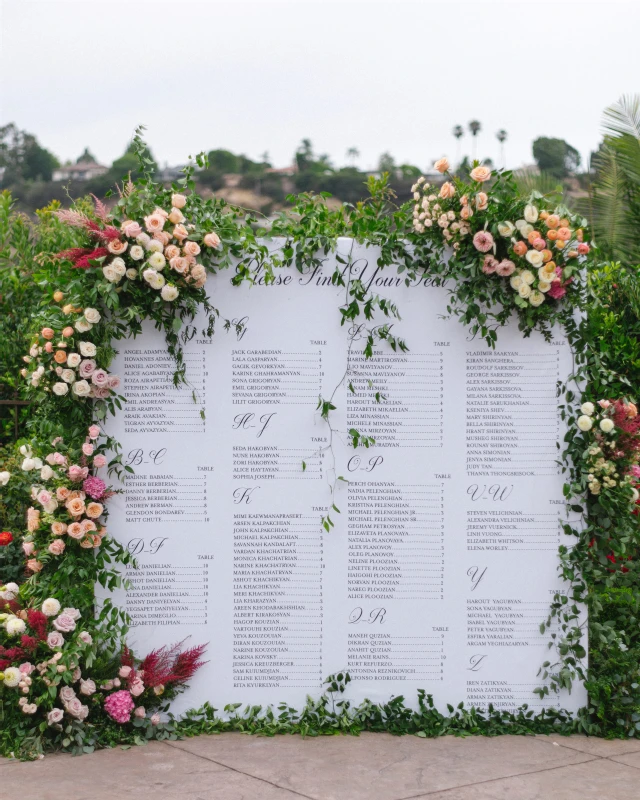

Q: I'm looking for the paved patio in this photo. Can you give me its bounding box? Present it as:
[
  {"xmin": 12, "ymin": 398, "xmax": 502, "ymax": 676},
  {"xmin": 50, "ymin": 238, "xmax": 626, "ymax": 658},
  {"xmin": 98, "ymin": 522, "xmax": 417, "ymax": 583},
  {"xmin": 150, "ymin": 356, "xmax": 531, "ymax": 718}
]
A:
[{"xmin": 2, "ymin": 732, "xmax": 640, "ymax": 799}]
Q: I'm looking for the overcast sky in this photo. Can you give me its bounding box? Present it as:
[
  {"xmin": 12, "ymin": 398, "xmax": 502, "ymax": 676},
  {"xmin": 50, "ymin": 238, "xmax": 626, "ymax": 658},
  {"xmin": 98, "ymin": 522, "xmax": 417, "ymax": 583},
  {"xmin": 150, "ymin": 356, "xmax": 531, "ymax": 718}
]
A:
[{"xmin": 1, "ymin": 0, "xmax": 638, "ymax": 172}]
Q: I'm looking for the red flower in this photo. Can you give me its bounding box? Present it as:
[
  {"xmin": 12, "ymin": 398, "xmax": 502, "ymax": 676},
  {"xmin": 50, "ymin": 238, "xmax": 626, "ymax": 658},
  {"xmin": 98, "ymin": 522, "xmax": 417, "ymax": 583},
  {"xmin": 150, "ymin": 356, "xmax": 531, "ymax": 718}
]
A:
[
  {"xmin": 26, "ymin": 608, "xmax": 48, "ymax": 641},
  {"xmin": 0, "ymin": 531, "xmax": 13, "ymax": 546}
]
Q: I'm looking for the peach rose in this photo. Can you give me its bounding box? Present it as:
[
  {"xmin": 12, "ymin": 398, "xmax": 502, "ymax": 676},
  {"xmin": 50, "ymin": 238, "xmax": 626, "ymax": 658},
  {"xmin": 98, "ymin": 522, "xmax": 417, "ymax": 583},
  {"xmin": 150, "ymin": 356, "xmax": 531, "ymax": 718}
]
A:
[
  {"xmin": 91, "ymin": 533, "xmax": 102, "ymax": 547},
  {"xmin": 86, "ymin": 502, "xmax": 103, "ymax": 519},
  {"xmin": 172, "ymin": 224, "xmax": 188, "ymax": 242},
  {"xmin": 434, "ymin": 158, "xmax": 450, "ymax": 174},
  {"xmin": 54, "ymin": 350, "xmax": 67, "ymax": 364},
  {"xmin": 172, "ymin": 193, "xmax": 187, "ymax": 209},
  {"xmin": 48, "ymin": 539, "xmax": 66, "ymax": 556},
  {"xmin": 475, "ymin": 192, "xmax": 488, "ymax": 211},
  {"xmin": 27, "ymin": 507, "xmax": 40, "ymax": 532},
  {"xmin": 169, "ymin": 256, "xmax": 189, "ymax": 274},
  {"xmin": 41, "ymin": 328, "xmax": 55, "ymax": 340},
  {"xmin": 107, "ymin": 239, "xmax": 128, "ymax": 255},
  {"xmin": 153, "ymin": 231, "xmax": 171, "ymax": 246},
  {"xmin": 190, "ymin": 264, "xmax": 207, "ymax": 286},
  {"xmin": 144, "ymin": 213, "xmax": 166, "ymax": 233},
  {"xmin": 66, "ymin": 497, "xmax": 85, "ymax": 517},
  {"xmin": 165, "ymin": 245, "xmax": 180, "ymax": 260},
  {"xmin": 470, "ymin": 166, "xmax": 492, "ymax": 182},
  {"xmin": 439, "ymin": 181, "xmax": 455, "ymax": 199},
  {"xmin": 203, "ymin": 232, "xmax": 221, "ymax": 248},
  {"xmin": 80, "ymin": 537, "xmax": 95, "ymax": 549},
  {"xmin": 183, "ymin": 241, "xmax": 201, "ymax": 257},
  {"xmin": 154, "ymin": 207, "xmax": 169, "ymax": 219},
  {"xmin": 168, "ymin": 208, "xmax": 185, "ymax": 225},
  {"xmin": 81, "ymin": 519, "xmax": 97, "ymax": 535},
  {"xmin": 513, "ymin": 241, "xmax": 528, "ymax": 256},
  {"xmin": 56, "ymin": 487, "xmax": 70, "ymax": 501},
  {"xmin": 121, "ymin": 220, "xmax": 143, "ymax": 238},
  {"xmin": 51, "ymin": 521, "xmax": 68, "ymax": 536},
  {"xmin": 27, "ymin": 559, "xmax": 43, "ymax": 573},
  {"xmin": 460, "ymin": 206, "xmax": 473, "ymax": 220},
  {"xmin": 67, "ymin": 522, "xmax": 84, "ymax": 540}
]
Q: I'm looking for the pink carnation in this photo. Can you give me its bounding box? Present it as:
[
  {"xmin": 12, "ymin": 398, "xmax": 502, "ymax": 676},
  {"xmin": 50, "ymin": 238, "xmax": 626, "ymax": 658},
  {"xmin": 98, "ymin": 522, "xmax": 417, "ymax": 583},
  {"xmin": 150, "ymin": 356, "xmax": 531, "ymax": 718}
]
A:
[
  {"xmin": 472, "ymin": 230, "xmax": 494, "ymax": 253},
  {"xmin": 104, "ymin": 690, "xmax": 135, "ymax": 723},
  {"xmin": 83, "ymin": 476, "xmax": 106, "ymax": 500}
]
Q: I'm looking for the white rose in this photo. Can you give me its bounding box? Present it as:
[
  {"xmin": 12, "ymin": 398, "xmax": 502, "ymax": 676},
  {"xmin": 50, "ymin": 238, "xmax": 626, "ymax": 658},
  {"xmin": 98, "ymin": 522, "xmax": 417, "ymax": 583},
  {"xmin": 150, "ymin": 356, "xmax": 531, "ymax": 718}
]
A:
[
  {"xmin": 102, "ymin": 265, "xmax": 121, "ymax": 283},
  {"xmin": 126, "ymin": 269, "xmax": 138, "ymax": 280},
  {"xmin": 19, "ymin": 445, "xmax": 30, "ymax": 456},
  {"xmin": 524, "ymin": 204, "xmax": 539, "ymax": 223},
  {"xmin": 3, "ymin": 667, "xmax": 21, "ymax": 687},
  {"xmin": 67, "ymin": 353, "xmax": 81, "ymax": 368},
  {"xmin": 40, "ymin": 465, "xmax": 54, "ymax": 480},
  {"xmin": 497, "ymin": 221, "xmax": 515, "ymax": 237},
  {"xmin": 142, "ymin": 269, "xmax": 165, "ymax": 290},
  {"xmin": 147, "ymin": 251, "xmax": 166, "ymax": 270},
  {"xmin": 84, "ymin": 308, "xmax": 101, "ymax": 324},
  {"xmin": 510, "ymin": 275, "xmax": 523, "ymax": 290},
  {"xmin": 75, "ymin": 318, "xmax": 92, "ymax": 333},
  {"xmin": 61, "ymin": 369, "xmax": 75, "ymax": 384},
  {"xmin": 600, "ymin": 418, "xmax": 615, "ymax": 434},
  {"xmin": 577, "ymin": 415, "xmax": 593, "ymax": 432},
  {"xmin": 73, "ymin": 380, "xmax": 91, "ymax": 397},
  {"xmin": 136, "ymin": 232, "xmax": 151, "ymax": 247},
  {"xmin": 515, "ymin": 219, "xmax": 528, "ymax": 232},
  {"xmin": 146, "ymin": 239, "xmax": 163, "ymax": 253},
  {"xmin": 520, "ymin": 270, "xmax": 535, "ymax": 285},
  {"xmin": 110, "ymin": 257, "xmax": 126, "ymax": 276},
  {"xmin": 21, "ymin": 458, "xmax": 36, "ymax": 471},
  {"xmin": 5, "ymin": 616, "xmax": 26, "ymax": 636},
  {"xmin": 129, "ymin": 245, "xmax": 144, "ymax": 261},
  {"xmin": 0, "ymin": 471, "xmax": 10, "ymax": 486},
  {"xmin": 42, "ymin": 598, "xmax": 61, "ymax": 617},
  {"xmin": 580, "ymin": 402, "xmax": 595, "ymax": 416},
  {"xmin": 79, "ymin": 342, "xmax": 97, "ymax": 357},
  {"xmin": 525, "ymin": 250, "xmax": 544, "ymax": 267},
  {"xmin": 161, "ymin": 284, "xmax": 179, "ymax": 302},
  {"xmin": 518, "ymin": 283, "xmax": 532, "ymax": 299},
  {"xmin": 631, "ymin": 488, "xmax": 639, "ymax": 503},
  {"xmin": 529, "ymin": 291, "xmax": 545, "ymax": 307}
]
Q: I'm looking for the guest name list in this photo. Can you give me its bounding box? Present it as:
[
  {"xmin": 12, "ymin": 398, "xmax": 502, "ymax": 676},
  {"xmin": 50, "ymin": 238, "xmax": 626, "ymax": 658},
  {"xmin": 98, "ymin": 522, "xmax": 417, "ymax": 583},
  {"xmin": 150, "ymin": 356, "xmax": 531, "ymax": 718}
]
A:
[{"xmin": 103, "ymin": 239, "xmax": 585, "ymax": 715}]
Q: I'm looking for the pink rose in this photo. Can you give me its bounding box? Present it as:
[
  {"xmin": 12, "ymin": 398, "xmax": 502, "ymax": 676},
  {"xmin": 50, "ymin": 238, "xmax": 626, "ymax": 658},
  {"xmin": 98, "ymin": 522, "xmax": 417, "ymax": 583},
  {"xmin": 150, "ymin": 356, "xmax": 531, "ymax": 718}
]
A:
[
  {"xmin": 130, "ymin": 677, "xmax": 145, "ymax": 697},
  {"xmin": 53, "ymin": 452, "xmax": 67, "ymax": 466},
  {"xmin": 23, "ymin": 541, "xmax": 36, "ymax": 556},
  {"xmin": 203, "ymin": 232, "xmax": 221, "ymax": 248},
  {"xmin": 91, "ymin": 369, "xmax": 109, "ymax": 388},
  {"xmin": 47, "ymin": 708, "xmax": 64, "ymax": 725},
  {"xmin": 144, "ymin": 213, "xmax": 165, "ymax": 233},
  {"xmin": 64, "ymin": 697, "xmax": 88, "ymax": 720},
  {"xmin": 472, "ymin": 231, "xmax": 494, "ymax": 253},
  {"xmin": 27, "ymin": 559, "xmax": 43, "ymax": 573},
  {"xmin": 93, "ymin": 454, "xmax": 107, "ymax": 468},
  {"xmin": 78, "ymin": 631, "xmax": 93, "ymax": 645},
  {"xmin": 547, "ymin": 282, "xmax": 567, "ymax": 300},
  {"xmin": 119, "ymin": 665, "xmax": 132, "ymax": 678},
  {"xmin": 154, "ymin": 231, "xmax": 171, "ymax": 246},
  {"xmin": 47, "ymin": 631, "xmax": 65, "ymax": 648},
  {"xmin": 121, "ymin": 220, "xmax": 143, "ymax": 238},
  {"xmin": 53, "ymin": 613, "xmax": 77, "ymax": 633},
  {"xmin": 48, "ymin": 539, "xmax": 66, "ymax": 556},
  {"xmin": 68, "ymin": 464, "xmax": 89, "ymax": 482},
  {"xmin": 151, "ymin": 713, "xmax": 160, "ymax": 725},
  {"xmin": 496, "ymin": 259, "xmax": 516, "ymax": 277},
  {"xmin": 80, "ymin": 679, "xmax": 96, "ymax": 696},
  {"xmin": 37, "ymin": 490, "xmax": 52, "ymax": 506},
  {"xmin": 183, "ymin": 241, "xmax": 201, "ymax": 257},
  {"xmin": 67, "ymin": 522, "xmax": 84, "ymax": 539},
  {"xmin": 134, "ymin": 705, "xmax": 146, "ymax": 719},
  {"xmin": 91, "ymin": 387, "xmax": 111, "ymax": 399},
  {"xmin": 82, "ymin": 443, "xmax": 94, "ymax": 457},
  {"xmin": 88, "ymin": 425, "xmax": 101, "ymax": 439},
  {"xmin": 19, "ymin": 662, "xmax": 35, "ymax": 675},
  {"xmin": 108, "ymin": 375, "xmax": 121, "ymax": 390},
  {"xmin": 60, "ymin": 686, "xmax": 76, "ymax": 703},
  {"xmin": 169, "ymin": 256, "xmax": 189, "ymax": 274}
]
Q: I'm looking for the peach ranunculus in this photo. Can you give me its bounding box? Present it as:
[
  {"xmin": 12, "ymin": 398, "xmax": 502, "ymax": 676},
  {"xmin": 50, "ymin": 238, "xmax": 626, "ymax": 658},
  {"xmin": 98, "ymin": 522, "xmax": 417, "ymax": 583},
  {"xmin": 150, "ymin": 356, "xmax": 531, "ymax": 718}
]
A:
[
  {"xmin": 144, "ymin": 213, "xmax": 166, "ymax": 233},
  {"xmin": 41, "ymin": 327, "xmax": 55, "ymax": 340},
  {"xmin": 48, "ymin": 539, "xmax": 66, "ymax": 556},
  {"xmin": 577, "ymin": 243, "xmax": 590, "ymax": 255},
  {"xmin": 434, "ymin": 158, "xmax": 450, "ymax": 174},
  {"xmin": 513, "ymin": 241, "xmax": 528, "ymax": 256},
  {"xmin": 27, "ymin": 559, "xmax": 43, "ymax": 573},
  {"xmin": 54, "ymin": 350, "xmax": 67, "ymax": 364},
  {"xmin": 164, "ymin": 245, "xmax": 180, "ymax": 260},
  {"xmin": 66, "ymin": 497, "xmax": 86, "ymax": 517},
  {"xmin": 67, "ymin": 522, "xmax": 84, "ymax": 540},
  {"xmin": 172, "ymin": 193, "xmax": 187, "ymax": 209},
  {"xmin": 545, "ymin": 214, "xmax": 560, "ymax": 229},
  {"xmin": 121, "ymin": 221, "xmax": 142, "ymax": 238},
  {"xmin": 532, "ymin": 238, "xmax": 547, "ymax": 251},
  {"xmin": 470, "ymin": 166, "xmax": 492, "ymax": 183},
  {"xmin": 153, "ymin": 231, "xmax": 171, "ymax": 247},
  {"xmin": 541, "ymin": 249, "xmax": 553, "ymax": 262},
  {"xmin": 526, "ymin": 230, "xmax": 541, "ymax": 244},
  {"xmin": 475, "ymin": 192, "xmax": 488, "ymax": 211},
  {"xmin": 183, "ymin": 241, "xmax": 201, "ymax": 257},
  {"xmin": 169, "ymin": 256, "xmax": 190, "ymax": 274},
  {"xmin": 203, "ymin": 232, "xmax": 221, "ymax": 248},
  {"xmin": 439, "ymin": 181, "xmax": 455, "ymax": 199},
  {"xmin": 51, "ymin": 521, "xmax": 68, "ymax": 536},
  {"xmin": 172, "ymin": 224, "xmax": 189, "ymax": 242},
  {"xmin": 62, "ymin": 326, "xmax": 74, "ymax": 338},
  {"xmin": 86, "ymin": 502, "xmax": 104, "ymax": 519},
  {"xmin": 556, "ymin": 226, "xmax": 572, "ymax": 241},
  {"xmin": 107, "ymin": 239, "xmax": 128, "ymax": 255}
]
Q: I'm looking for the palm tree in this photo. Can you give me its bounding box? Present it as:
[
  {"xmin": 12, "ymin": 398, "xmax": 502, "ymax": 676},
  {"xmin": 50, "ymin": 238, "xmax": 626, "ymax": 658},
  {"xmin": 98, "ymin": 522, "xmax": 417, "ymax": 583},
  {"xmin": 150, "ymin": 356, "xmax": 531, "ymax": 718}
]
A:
[
  {"xmin": 496, "ymin": 129, "xmax": 508, "ymax": 168},
  {"xmin": 452, "ymin": 125, "xmax": 464, "ymax": 164},
  {"xmin": 587, "ymin": 94, "xmax": 640, "ymax": 264},
  {"xmin": 346, "ymin": 147, "xmax": 360, "ymax": 167},
  {"xmin": 468, "ymin": 120, "xmax": 481, "ymax": 159}
]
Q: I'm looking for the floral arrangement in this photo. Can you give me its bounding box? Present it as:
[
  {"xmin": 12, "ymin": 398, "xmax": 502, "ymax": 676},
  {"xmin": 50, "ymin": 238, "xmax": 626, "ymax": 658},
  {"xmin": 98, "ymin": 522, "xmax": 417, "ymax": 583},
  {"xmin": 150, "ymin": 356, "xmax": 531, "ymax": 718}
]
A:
[
  {"xmin": 0, "ymin": 590, "xmax": 206, "ymax": 753},
  {"xmin": 18, "ymin": 426, "xmax": 110, "ymax": 575},
  {"xmin": 576, "ymin": 399, "xmax": 640, "ymax": 502},
  {"xmin": 410, "ymin": 160, "xmax": 592, "ymax": 340}
]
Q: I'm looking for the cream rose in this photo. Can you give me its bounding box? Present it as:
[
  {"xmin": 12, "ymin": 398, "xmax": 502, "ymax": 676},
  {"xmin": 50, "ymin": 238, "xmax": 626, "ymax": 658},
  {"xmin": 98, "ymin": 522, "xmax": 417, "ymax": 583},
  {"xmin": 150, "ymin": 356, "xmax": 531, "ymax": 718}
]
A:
[
  {"xmin": 524, "ymin": 204, "xmax": 539, "ymax": 223},
  {"xmin": 67, "ymin": 352, "xmax": 81, "ymax": 368},
  {"xmin": 518, "ymin": 283, "xmax": 532, "ymax": 299},
  {"xmin": 520, "ymin": 270, "xmax": 535, "ymax": 285},
  {"xmin": 102, "ymin": 265, "xmax": 120, "ymax": 284},
  {"xmin": 72, "ymin": 380, "xmax": 91, "ymax": 397},
  {"xmin": 84, "ymin": 308, "xmax": 101, "ymax": 324},
  {"xmin": 161, "ymin": 284, "xmax": 179, "ymax": 302},
  {"xmin": 61, "ymin": 369, "xmax": 75, "ymax": 383},
  {"xmin": 129, "ymin": 245, "xmax": 145, "ymax": 261},
  {"xmin": 75, "ymin": 318, "xmax": 91, "ymax": 333},
  {"xmin": 529, "ymin": 290, "xmax": 545, "ymax": 307},
  {"xmin": 126, "ymin": 269, "xmax": 138, "ymax": 280},
  {"xmin": 497, "ymin": 221, "xmax": 515, "ymax": 237},
  {"xmin": 79, "ymin": 341, "xmax": 96, "ymax": 357},
  {"xmin": 53, "ymin": 382, "xmax": 69, "ymax": 396},
  {"xmin": 510, "ymin": 275, "xmax": 523, "ymax": 290},
  {"xmin": 525, "ymin": 249, "xmax": 544, "ymax": 267}
]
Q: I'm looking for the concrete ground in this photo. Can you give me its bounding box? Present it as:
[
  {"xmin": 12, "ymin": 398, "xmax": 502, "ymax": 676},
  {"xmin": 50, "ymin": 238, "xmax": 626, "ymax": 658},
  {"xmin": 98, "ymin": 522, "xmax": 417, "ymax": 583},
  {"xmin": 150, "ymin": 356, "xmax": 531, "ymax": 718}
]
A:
[{"xmin": 2, "ymin": 732, "xmax": 640, "ymax": 800}]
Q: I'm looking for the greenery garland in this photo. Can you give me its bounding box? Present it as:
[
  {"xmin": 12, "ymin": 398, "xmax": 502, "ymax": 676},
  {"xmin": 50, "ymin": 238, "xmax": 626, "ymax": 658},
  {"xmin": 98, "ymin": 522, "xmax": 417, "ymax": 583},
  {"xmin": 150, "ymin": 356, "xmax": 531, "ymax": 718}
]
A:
[{"xmin": 1, "ymin": 135, "xmax": 639, "ymax": 758}]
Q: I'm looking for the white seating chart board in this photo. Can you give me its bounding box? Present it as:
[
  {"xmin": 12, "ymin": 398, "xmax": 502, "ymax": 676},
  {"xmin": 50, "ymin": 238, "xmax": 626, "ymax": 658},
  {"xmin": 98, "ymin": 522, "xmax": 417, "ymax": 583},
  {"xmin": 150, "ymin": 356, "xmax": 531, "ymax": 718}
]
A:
[{"xmin": 104, "ymin": 239, "xmax": 586, "ymax": 715}]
